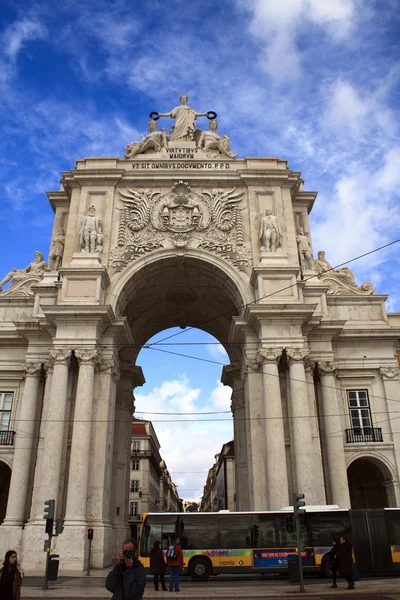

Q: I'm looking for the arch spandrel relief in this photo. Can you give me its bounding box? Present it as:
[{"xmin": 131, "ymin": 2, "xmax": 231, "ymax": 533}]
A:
[{"xmin": 109, "ymin": 180, "xmax": 252, "ymax": 277}]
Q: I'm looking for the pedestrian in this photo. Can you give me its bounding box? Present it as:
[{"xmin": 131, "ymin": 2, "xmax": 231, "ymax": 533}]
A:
[
  {"xmin": 336, "ymin": 536, "xmax": 355, "ymax": 590},
  {"xmin": 150, "ymin": 540, "xmax": 167, "ymax": 591},
  {"xmin": 166, "ymin": 537, "xmax": 184, "ymax": 592},
  {"xmin": 0, "ymin": 550, "xmax": 23, "ymax": 600},
  {"xmin": 329, "ymin": 539, "xmax": 341, "ymax": 588},
  {"xmin": 106, "ymin": 538, "xmax": 146, "ymax": 600}
]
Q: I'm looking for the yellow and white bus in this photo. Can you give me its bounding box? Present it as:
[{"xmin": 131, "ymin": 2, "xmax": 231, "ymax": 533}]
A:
[{"xmin": 139, "ymin": 508, "xmax": 400, "ymax": 581}]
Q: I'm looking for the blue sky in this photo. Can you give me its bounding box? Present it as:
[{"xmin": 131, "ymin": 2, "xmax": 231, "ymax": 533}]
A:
[{"xmin": 1, "ymin": 0, "xmax": 400, "ymax": 501}]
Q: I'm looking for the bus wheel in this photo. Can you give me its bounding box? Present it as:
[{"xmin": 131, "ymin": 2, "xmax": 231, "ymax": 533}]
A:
[
  {"xmin": 189, "ymin": 557, "xmax": 211, "ymax": 581},
  {"xmin": 321, "ymin": 554, "xmax": 333, "ymax": 578}
]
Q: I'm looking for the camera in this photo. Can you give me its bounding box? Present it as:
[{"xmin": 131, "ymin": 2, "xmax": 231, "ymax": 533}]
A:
[{"xmin": 123, "ymin": 548, "xmax": 134, "ymax": 559}]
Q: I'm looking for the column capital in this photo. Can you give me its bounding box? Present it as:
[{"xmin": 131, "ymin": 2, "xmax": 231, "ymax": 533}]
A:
[
  {"xmin": 49, "ymin": 348, "xmax": 72, "ymax": 364},
  {"xmin": 240, "ymin": 356, "xmax": 260, "ymax": 380},
  {"xmin": 116, "ymin": 389, "xmax": 135, "ymax": 412},
  {"xmin": 24, "ymin": 362, "xmax": 42, "ymax": 377},
  {"xmin": 230, "ymin": 391, "xmax": 245, "ymax": 415},
  {"xmin": 318, "ymin": 360, "xmax": 338, "ymax": 374},
  {"xmin": 98, "ymin": 357, "xmax": 120, "ymax": 381},
  {"xmin": 75, "ymin": 348, "xmax": 101, "ymax": 366},
  {"xmin": 44, "ymin": 358, "xmax": 54, "ymax": 376},
  {"xmin": 304, "ymin": 358, "xmax": 316, "ymax": 373},
  {"xmin": 257, "ymin": 347, "xmax": 282, "ymax": 365},
  {"xmin": 379, "ymin": 367, "xmax": 400, "ymax": 381},
  {"xmin": 286, "ymin": 348, "xmax": 310, "ymax": 363}
]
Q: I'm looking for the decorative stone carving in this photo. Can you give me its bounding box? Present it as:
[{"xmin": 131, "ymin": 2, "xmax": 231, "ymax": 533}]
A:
[
  {"xmin": 155, "ymin": 94, "xmax": 212, "ymax": 142},
  {"xmin": 75, "ymin": 348, "xmax": 100, "ymax": 365},
  {"xmin": 98, "ymin": 358, "xmax": 121, "ymax": 381},
  {"xmin": 240, "ymin": 357, "xmax": 261, "ymax": 380},
  {"xmin": 259, "ymin": 209, "xmax": 282, "ymax": 252},
  {"xmin": 256, "ymin": 348, "xmax": 282, "ymax": 365},
  {"xmin": 0, "ymin": 251, "xmax": 47, "ymax": 296},
  {"xmin": 230, "ymin": 392, "xmax": 245, "ymax": 415},
  {"xmin": 49, "ymin": 227, "xmax": 65, "ymax": 271},
  {"xmin": 79, "ymin": 206, "xmax": 102, "ymax": 253},
  {"xmin": 304, "ymin": 358, "xmax": 316, "ymax": 373},
  {"xmin": 314, "ymin": 250, "xmax": 374, "ymax": 296},
  {"xmin": 318, "ymin": 360, "xmax": 338, "ymax": 374},
  {"xmin": 44, "ymin": 359, "xmax": 54, "ymax": 376},
  {"xmin": 49, "ymin": 348, "xmax": 72, "ymax": 364},
  {"xmin": 110, "ymin": 182, "xmax": 251, "ymax": 275},
  {"xmin": 296, "ymin": 228, "xmax": 314, "ymax": 271},
  {"xmin": 379, "ymin": 367, "xmax": 400, "ymax": 380},
  {"xmin": 166, "ymin": 286, "xmax": 197, "ymax": 305},
  {"xmin": 124, "ymin": 119, "xmax": 168, "ymax": 159},
  {"xmin": 197, "ymin": 120, "xmax": 237, "ymax": 159},
  {"xmin": 24, "ymin": 362, "xmax": 42, "ymax": 377},
  {"xmin": 116, "ymin": 390, "xmax": 135, "ymax": 412},
  {"xmin": 286, "ymin": 348, "xmax": 310, "ymax": 362}
]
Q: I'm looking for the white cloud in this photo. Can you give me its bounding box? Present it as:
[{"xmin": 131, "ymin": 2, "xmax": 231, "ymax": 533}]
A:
[
  {"xmin": 2, "ymin": 17, "xmax": 47, "ymax": 59},
  {"xmin": 206, "ymin": 343, "xmax": 229, "ymax": 361},
  {"xmin": 135, "ymin": 377, "xmax": 233, "ymax": 501}
]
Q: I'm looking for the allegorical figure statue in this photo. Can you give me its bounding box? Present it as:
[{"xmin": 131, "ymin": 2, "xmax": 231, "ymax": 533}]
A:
[
  {"xmin": 259, "ymin": 209, "xmax": 282, "ymax": 252},
  {"xmin": 0, "ymin": 251, "xmax": 47, "ymax": 292},
  {"xmin": 156, "ymin": 94, "xmax": 209, "ymax": 141},
  {"xmin": 315, "ymin": 250, "xmax": 355, "ymax": 285},
  {"xmin": 79, "ymin": 206, "xmax": 101, "ymax": 253},
  {"xmin": 197, "ymin": 119, "xmax": 237, "ymax": 159},
  {"xmin": 49, "ymin": 226, "xmax": 65, "ymax": 270},
  {"xmin": 296, "ymin": 227, "xmax": 314, "ymax": 270},
  {"xmin": 124, "ymin": 119, "xmax": 168, "ymax": 158}
]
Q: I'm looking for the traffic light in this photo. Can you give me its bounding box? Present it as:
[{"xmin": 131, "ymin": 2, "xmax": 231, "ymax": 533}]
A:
[
  {"xmin": 293, "ymin": 492, "xmax": 305, "ymax": 518},
  {"xmin": 55, "ymin": 518, "xmax": 64, "ymax": 535},
  {"xmin": 88, "ymin": 528, "xmax": 94, "ymax": 540},
  {"xmin": 44, "ymin": 499, "xmax": 55, "ymax": 537}
]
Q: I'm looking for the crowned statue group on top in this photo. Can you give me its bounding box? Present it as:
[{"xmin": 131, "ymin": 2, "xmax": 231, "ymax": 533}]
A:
[{"xmin": 124, "ymin": 94, "xmax": 237, "ymax": 160}]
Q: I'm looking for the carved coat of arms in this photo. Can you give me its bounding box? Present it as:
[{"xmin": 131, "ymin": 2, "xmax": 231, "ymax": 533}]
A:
[{"xmin": 109, "ymin": 181, "xmax": 251, "ymax": 276}]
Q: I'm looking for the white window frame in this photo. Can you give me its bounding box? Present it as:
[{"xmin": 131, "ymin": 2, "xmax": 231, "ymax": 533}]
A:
[
  {"xmin": 347, "ymin": 389, "xmax": 373, "ymax": 431},
  {"xmin": 131, "ymin": 479, "xmax": 139, "ymax": 492},
  {"xmin": 131, "ymin": 458, "xmax": 140, "ymax": 471},
  {"xmin": 0, "ymin": 392, "xmax": 13, "ymax": 431},
  {"xmin": 129, "ymin": 501, "xmax": 139, "ymax": 517},
  {"xmin": 132, "ymin": 440, "xmax": 141, "ymax": 454}
]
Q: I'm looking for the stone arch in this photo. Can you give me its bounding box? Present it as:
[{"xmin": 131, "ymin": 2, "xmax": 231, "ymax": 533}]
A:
[
  {"xmin": 346, "ymin": 454, "xmax": 396, "ymax": 508},
  {"xmin": 108, "ymin": 249, "xmax": 255, "ymax": 365},
  {"xmin": 0, "ymin": 460, "xmax": 12, "ymax": 524}
]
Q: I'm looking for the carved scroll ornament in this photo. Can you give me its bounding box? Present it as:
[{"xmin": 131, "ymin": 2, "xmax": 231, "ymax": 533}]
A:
[{"xmin": 314, "ymin": 250, "xmax": 374, "ymax": 296}]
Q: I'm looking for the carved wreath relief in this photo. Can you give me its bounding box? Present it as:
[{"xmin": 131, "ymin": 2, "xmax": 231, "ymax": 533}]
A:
[{"xmin": 109, "ymin": 181, "xmax": 251, "ymax": 275}]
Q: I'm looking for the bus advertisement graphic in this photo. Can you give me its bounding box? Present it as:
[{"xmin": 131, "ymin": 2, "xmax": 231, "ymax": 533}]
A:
[{"xmin": 253, "ymin": 548, "xmax": 315, "ymax": 568}]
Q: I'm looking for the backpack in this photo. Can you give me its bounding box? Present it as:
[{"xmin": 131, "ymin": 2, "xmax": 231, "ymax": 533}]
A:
[{"xmin": 167, "ymin": 545, "xmax": 177, "ymax": 560}]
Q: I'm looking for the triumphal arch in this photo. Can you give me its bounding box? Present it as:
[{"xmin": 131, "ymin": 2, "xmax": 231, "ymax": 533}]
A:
[{"xmin": 0, "ymin": 95, "xmax": 400, "ymax": 570}]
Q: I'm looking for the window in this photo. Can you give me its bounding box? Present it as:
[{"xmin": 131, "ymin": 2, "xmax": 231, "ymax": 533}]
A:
[
  {"xmin": 132, "ymin": 441, "xmax": 141, "ymax": 454},
  {"xmin": 0, "ymin": 393, "xmax": 13, "ymax": 431},
  {"xmin": 130, "ymin": 501, "xmax": 139, "ymax": 517},
  {"xmin": 347, "ymin": 390, "xmax": 372, "ymax": 430},
  {"xmin": 132, "ymin": 459, "xmax": 140, "ymax": 471},
  {"xmin": 131, "ymin": 480, "xmax": 139, "ymax": 492}
]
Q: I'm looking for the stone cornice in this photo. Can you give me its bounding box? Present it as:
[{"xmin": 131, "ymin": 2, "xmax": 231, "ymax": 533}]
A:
[
  {"xmin": 244, "ymin": 303, "xmax": 317, "ymax": 327},
  {"xmin": 42, "ymin": 305, "xmax": 115, "ymax": 332}
]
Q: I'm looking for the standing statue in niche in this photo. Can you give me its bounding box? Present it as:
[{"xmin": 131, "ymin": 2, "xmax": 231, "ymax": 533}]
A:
[
  {"xmin": 152, "ymin": 94, "xmax": 216, "ymax": 141},
  {"xmin": 197, "ymin": 120, "xmax": 237, "ymax": 159},
  {"xmin": 79, "ymin": 206, "xmax": 101, "ymax": 253},
  {"xmin": 296, "ymin": 227, "xmax": 314, "ymax": 270},
  {"xmin": 124, "ymin": 119, "xmax": 168, "ymax": 158},
  {"xmin": 49, "ymin": 226, "xmax": 65, "ymax": 270},
  {"xmin": 259, "ymin": 209, "xmax": 282, "ymax": 252},
  {"xmin": 0, "ymin": 251, "xmax": 47, "ymax": 292}
]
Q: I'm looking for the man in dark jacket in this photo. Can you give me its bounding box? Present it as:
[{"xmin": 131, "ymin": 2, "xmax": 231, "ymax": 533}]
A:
[
  {"xmin": 330, "ymin": 537, "xmax": 355, "ymax": 590},
  {"xmin": 106, "ymin": 539, "xmax": 146, "ymax": 600}
]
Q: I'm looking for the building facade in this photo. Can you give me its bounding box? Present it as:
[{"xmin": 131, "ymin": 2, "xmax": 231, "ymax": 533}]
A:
[
  {"xmin": 129, "ymin": 419, "xmax": 179, "ymax": 539},
  {"xmin": 0, "ymin": 97, "xmax": 399, "ymax": 569},
  {"xmin": 200, "ymin": 440, "xmax": 236, "ymax": 512}
]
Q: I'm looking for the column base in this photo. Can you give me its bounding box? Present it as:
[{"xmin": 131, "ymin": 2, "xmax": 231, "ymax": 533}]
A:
[{"xmin": 0, "ymin": 524, "xmax": 25, "ymax": 561}]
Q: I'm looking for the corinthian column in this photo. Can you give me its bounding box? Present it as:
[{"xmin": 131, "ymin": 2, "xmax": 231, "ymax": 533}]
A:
[
  {"xmin": 4, "ymin": 362, "xmax": 42, "ymax": 525},
  {"xmin": 318, "ymin": 361, "xmax": 350, "ymax": 507},
  {"xmin": 287, "ymin": 348, "xmax": 318, "ymax": 502},
  {"xmin": 65, "ymin": 348, "xmax": 100, "ymax": 523},
  {"xmin": 40, "ymin": 348, "xmax": 71, "ymax": 505},
  {"xmin": 258, "ymin": 348, "xmax": 289, "ymax": 509}
]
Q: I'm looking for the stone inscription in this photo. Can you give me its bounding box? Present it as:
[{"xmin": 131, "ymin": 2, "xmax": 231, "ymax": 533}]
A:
[{"xmin": 132, "ymin": 161, "xmax": 232, "ymax": 170}]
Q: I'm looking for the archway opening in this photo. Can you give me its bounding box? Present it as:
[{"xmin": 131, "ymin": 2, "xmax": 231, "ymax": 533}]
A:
[
  {"xmin": 347, "ymin": 458, "xmax": 390, "ymax": 509},
  {"xmin": 0, "ymin": 461, "xmax": 11, "ymax": 523}
]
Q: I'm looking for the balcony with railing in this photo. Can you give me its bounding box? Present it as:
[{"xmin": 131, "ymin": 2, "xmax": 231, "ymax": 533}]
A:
[
  {"xmin": 131, "ymin": 450, "xmax": 152, "ymax": 457},
  {"xmin": 0, "ymin": 430, "xmax": 15, "ymax": 446},
  {"xmin": 345, "ymin": 427, "xmax": 383, "ymax": 443}
]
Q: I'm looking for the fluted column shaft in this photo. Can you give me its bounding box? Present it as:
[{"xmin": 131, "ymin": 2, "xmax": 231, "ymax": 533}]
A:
[
  {"xmin": 5, "ymin": 363, "xmax": 42, "ymax": 525},
  {"xmin": 40, "ymin": 349, "xmax": 71, "ymax": 505},
  {"xmin": 65, "ymin": 348, "xmax": 99, "ymax": 523},
  {"xmin": 258, "ymin": 349, "xmax": 289, "ymax": 509},
  {"xmin": 319, "ymin": 362, "xmax": 350, "ymax": 507},
  {"xmin": 287, "ymin": 348, "xmax": 317, "ymax": 501}
]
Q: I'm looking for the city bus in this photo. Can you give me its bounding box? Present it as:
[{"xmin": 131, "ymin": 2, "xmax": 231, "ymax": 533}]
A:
[{"xmin": 139, "ymin": 508, "xmax": 400, "ymax": 581}]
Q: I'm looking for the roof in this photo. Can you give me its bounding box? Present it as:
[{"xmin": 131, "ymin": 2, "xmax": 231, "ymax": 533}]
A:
[{"xmin": 132, "ymin": 422, "xmax": 148, "ymax": 436}]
